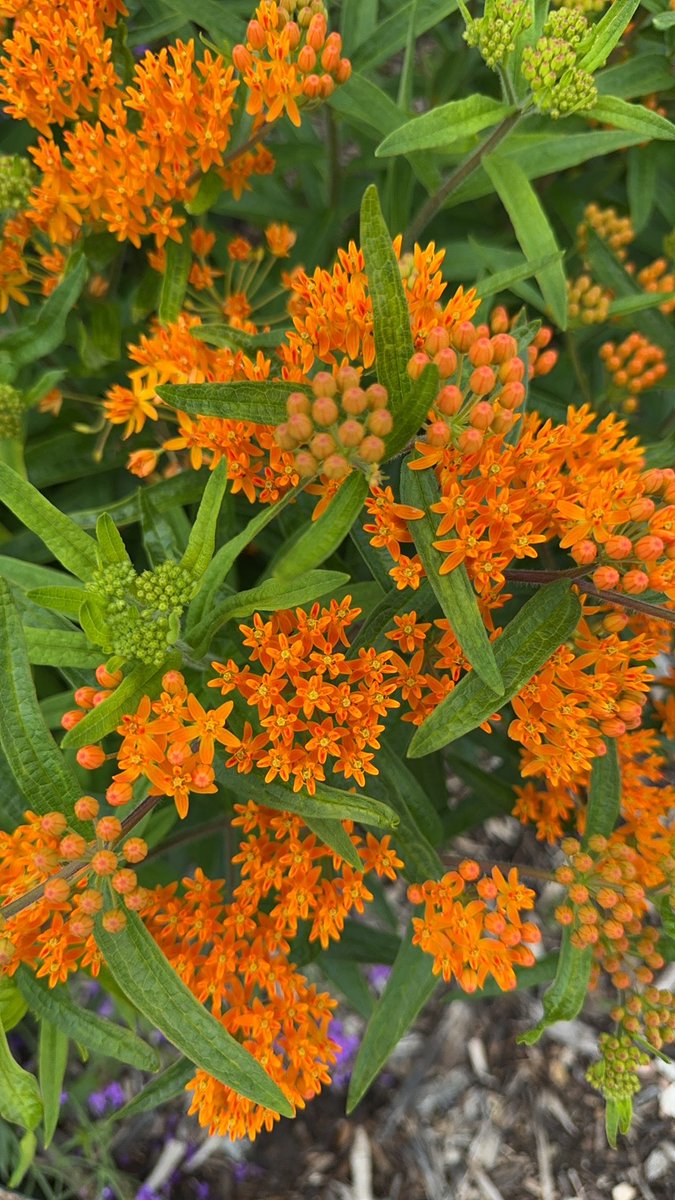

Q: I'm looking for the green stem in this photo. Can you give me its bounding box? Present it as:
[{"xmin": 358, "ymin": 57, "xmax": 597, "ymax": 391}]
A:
[{"xmin": 405, "ymin": 109, "xmax": 525, "ymax": 247}]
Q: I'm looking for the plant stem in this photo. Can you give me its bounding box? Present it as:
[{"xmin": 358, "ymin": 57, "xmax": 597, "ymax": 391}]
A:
[
  {"xmin": 405, "ymin": 109, "xmax": 524, "ymax": 248},
  {"xmin": 441, "ymin": 854, "xmax": 553, "ymax": 885},
  {"xmin": 504, "ymin": 568, "xmax": 675, "ymax": 626}
]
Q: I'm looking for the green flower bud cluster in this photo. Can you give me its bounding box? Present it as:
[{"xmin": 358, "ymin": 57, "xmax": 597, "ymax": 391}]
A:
[
  {"xmin": 612, "ymin": 987, "xmax": 675, "ymax": 1053},
  {"xmin": 586, "ymin": 1034, "xmax": 649, "ymax": 1102},
  {"xmin": 0, "ymin": 384, "xmax": 24, "ymax": 439},
  {"xmin": 464, "ymin": 0, "xmax": 532, "ymax": 71},
  {"xmin": 0, "ymin": 156, "xmax": 36, "ymax": 213},
  {"xmin": 553, "ymin": 0, "xmax": 608, "ymax": 12},
  {"xmin": 88, "ymin": 561, "xmax": 192, "ymax": 667},
  {"xmin": 278, "ymin": 0, "xmax": 326, "ymax": 27},
  {"xmin": 521, "ymin": 10, "xmax": 597, "ymax": 119}
]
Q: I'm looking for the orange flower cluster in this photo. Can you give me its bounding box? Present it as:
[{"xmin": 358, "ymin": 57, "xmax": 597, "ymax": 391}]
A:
[
  {"xmin": 577, "ymin": 203, "xmax": 635, "ymax": 261},
  {"xmin": 554, "ymin": 833, "xmax": 664, "ymax": 986},
  {"xmin": 141, "ymin": 805, "xmax": 401, "ymax": 1139},
  {"xmin": 636, "ymin": 256, "xmax": 675, "ymax": 315},
  {"xmin": 567, "ymin": 273, "xmax": 611, "ymax": 324},
  {"xmin": 408, "ymin": 861, "xmax": 541, "ymax": 993},
  {"xmin": 0, "ymin": 0, "xmax": 349, "ymax": 305},
  {"xmin": 600, "ymin": 333, "xmax": 668, "ymax": 413},
  {"xmin": 0, "ymin": 802, "xmax": 149, "ymax": 987},
  {"xmin": 275, "ymin": 366, "xmax": 392, "ymax": 482},
  {"xmin": 232, "ymin": 1, "xmax": 351, "ymax": 128},
  {"xmin": 0, "ymin": 0, "xmax": 124, "ymax": 135},
  {"xmin": 91, "ymin": 598, "xmax": 403, "ymax": 813},
  {"xmin": 281, "ymin": 238, "xmax": 480, "ymax": 375}
]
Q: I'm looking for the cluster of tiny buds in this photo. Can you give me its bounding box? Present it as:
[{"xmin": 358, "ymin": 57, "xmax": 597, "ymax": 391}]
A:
[
  {"xmin": 569, "ymin": 465, "xmax": 675, "ymax": 597},
  {"xmin": 56, "ymin": 797, "xmax": 150, "ymax": 932},
  {"xmin": 233, "ymin": 2, "xmax": 351, "ymax": 102},
  {"xmin": 463, "ymin": 0, "xmax": 532, "ymax": 71},
  {"xmin": 577, "ymin": 203, "xmax": 635, "ymax": 261},
  {"xmin": 87, "ymin": 560, "xmax": 191, "ymax": 667},
  {"xmin": 600, "ymin": 334, "xmax": 668, "ymax": 413},
  {"xmin": 521, "ymin": 10, "xmax": 597, "ymax": 120},
  {"xmin": 554, "ymin": 0, "xmax": 609, "ymax": 13},
  {"xmin": 0, "ymin": 154, "xmax": 36, "ymax": 212},
  {"xmin": 275, "ymin": 367, "xmax": 392, "ymax": 482},
  {"xmin": 0, "ymin": 383, "xmax": 24, "ymax": 440},
  {"xmin": 567, "ymin": 274, "xmax": 611, "ymax": 325},
  {"xmin": 636, "ymin": 258, "xmax": 675, "ymax": 316},
  {"xmin": 611, "ymin": 987, "xmax": 675, "ymax": 1053},
  {"xmin": 61, "ymin": 663, "xmax": 123, "ymax": 733},
  {"xmin": 586, "ymin": 1034, "xmax": 649, "ymax": 1102},
  {"xmin": 554, "ymin": 836, "xmax": 665, "ymax": 988},
  {"xmin": 408, "ymin": 312, "xmax": 554, "ymax": 456}
]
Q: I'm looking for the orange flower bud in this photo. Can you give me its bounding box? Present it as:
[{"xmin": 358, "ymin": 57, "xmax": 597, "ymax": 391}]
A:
[
  {"xmin": 91, "ymin": 850, "xmax": 118, "ymax": 876},
  {"xmin": 60, "ymin": 833, "xmax": 87, "ymax": 860},
  {"xmin": 295, "ymin": 450, "xmax": 319, "ymax": 477},
  {"xmin": 468, "ymin": 366, "xmax": 496, "ymax": 395},
  {"xmin": 469, "ymin": 401, "xmax": 494, "ymax": 430},
  {"xmin": 497, "ymin": 381, "xmax": 525, "ymax": 411},
  {"xmin": 499, "ymin": 357, "xmax": 525, "ymax": 384},
  {"xmin": 322, "ymin": 453, "xmax": 351, "ymax": 481},
  {"xmin": 635, "ymin": 534, "xmax": 664, "ymax": 561},
  {"xmin": 123, "ymin": 837, "xmax": 148, "ymax": 863},
  {"xmin": 457, "ymin": 428, "xmax": 483, "ymax": 455},
  {"xmin": 102, "ymin": 909, "xmax": 127, "ymax": 934},
  {"xmin": 312, "ymin": 371, "xmax": 338, "ymax": 398},
  {"xmin": 74, "ymin": 686, "xmax": 97, "ymax": 709},
  {"xmin": 426, "ymin": 421, "xmax": 451, "ymax": 447},
  {"xmin": 311, "ymin": 431, "xmax": 337, "ymax": 458},
  {"xmin": 436, "ymin": 385, "xmax": 463, "ymax": 416},
  {"xmin": 112, "ymin": 868, "xmax": 137, "ymax": 895},
  {"xmin": 337, "ymin": 420, "xmax": 364, "ymax": 448},
  {"xmin": 78, "ymin": 888, "xmax": 103, "ymax": 915},
  {"xmin": 451, "ymin": 321, "xmax": 477, "ymax": 352},
  {"xmin": 74, "ymin": 795, "xmax": 99, "ymax": 821},
  {"xmin": 95, "ymin": 816, "xmax": 122, "ymax": 842},
  {"xmin": 434, "ymin": 347, "xmax": 458, "ymax": 379},
  {"xmin": 76, "ymin": 745, "xmax": 106, "ymax": 770},
  {"xmin": 366, "ymin": 383, "xmax": 388, "ymax": 409},
  {"xmin": 96, "ymin": 665, "xmax": 123, "ymax": 689},
  {"xmin": 469, "ymin": 337, "xmax": 493, "ymax": 367},
  {"xmin": 359, "ymin": 435, "xmax": 385, "ymax": 464},
  {"xmin": 367, "ymin": 409, "xmax": 393, "ymax": 437},
  {"xmin": 425, "ymin": 326, "xmax": 450, "ymax": 355},
  {"xmin": 622, "ymin": 569, "xmax": 649, "ymax": 594},
  {"xmin": 312, "ymin": 397, "xmax": 339, "ymax": 426},
  {"xmin": 288, "ymin": 412, "xmax": 313, "ymax": 442},
  {"xmin": 604, "ymin": 535, "xmax": 633, "ymax": 559},
  {"xmin": 407, "ymin": 352, "xmax": 430, "ymax": 382},
  {"xmin": 287, "ymin": 391, "xmax": 311, "ymax": 416},
  {"xmin": 106, "ymin": 780, "xmax": 133, "ymax": 807},
  {"xmin": 40, "ymin": 812, "xmax": 67, "ymax": 837},
  {"xmin": 61, "ymin": 710, "xmax": 84, "ymax": 731},
  {"xmin": 571, "ymin": 539, "xmax": 597, "ymax": 565},
  {"xmin": 592, "ymin": 566, "xmax": 620, "ymax": 590},
  {"xmin": 44, "ymin": 877, "xmax": 71, "ymax": 904}
]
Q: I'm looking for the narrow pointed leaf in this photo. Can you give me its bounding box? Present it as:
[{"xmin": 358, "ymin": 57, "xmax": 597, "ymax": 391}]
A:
[
  {"xmin": 273, "ymin": 472, "xmax": 368, "ymax": 581},
  {"xmin": 180, "ymin": 460, "xmax": 228, "ymax": 581},
  {"xmin": 140, "ymin": 489, "xmax": 190, "ymax": 567},
  {"xmin": 582, "ymin": 96, "xmax": 675, "ymax": 142},
  {"xmin": 221, "ymin": 768, "xmax": 399, "ymax": 838},
  {"xmin": 302, "ymin": 817, "xmax": 363, "ymax": 871},
  {"xmin": 579, "ymin": 0, "xmax": 641, "ymax": 73},
  {"xmin": 38, "ymin": 1021, "xmax": 68, "ymax": 1147},
  {"xmin": 359, "ymin": 185, "xmax": 416, "ymax": 449},
  {"xmin": 105, "ymin": 1057, "xmax": 195, "ymax": 1124},
  {"xmin": 0, "ymin": 463, "xmax": 98, "ymax": 581},
  {"xmin": 95, "ymin": 909, "xmax": 293, "ymax": 1116},
  {"xmin": 401, "ymin": 463, "xmax": 503, "ymax": 694},
  {"xmin": 159, "ymin": 235, "xmax": 192, "ymax": 324},
  {"xmin": 61, "ymin": 658, "xmax": 177, "ymax": 749},
  {"xmin": 483, "ymin": 156, "xmax": 567, "ymax": 329},
  {"xmin": 189, "ymin": 569, "xmax": 349, "ymax": 650},
  {"xmin": 27, "ymin": 586, "xmax": 88, "ymax": 618},
  {"xmin": 0, "ymin": 977, "xmax": 27, "ymax": 1033},
  {"xmin": 376, "ymin": 95, "xmax": 515, "ymax": 156},
  {"xmin": 0, "ymin": 1019, "xmax": 43, "ymax": 1131},
  {"xmin": 95, "ymin": 513, "xmax": 131, "ymax": 566},
  {"xmin": 0, "ymin": 580, "xmax": 85, "ymax": 829},
  {"xmin": 159, "ymin": 381, "xmax": 309, "ymax": 424},
  {"xmin": 408, "ymin": 581, "xmax": 582, "ymax": 758},
  {"xmin": 347, "ymin": 924, "xmax": 439, "ymax": 1112},
  {"xmin": 22, "ymin": 627, "xmax": 102, "ymax": 668},
  {"xmin": 17, "ymin": 967, "xmax": 160, "ymax": 1071}
]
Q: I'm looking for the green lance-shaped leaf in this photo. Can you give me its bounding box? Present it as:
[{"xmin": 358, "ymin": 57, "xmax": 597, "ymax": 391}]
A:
[
  {"xmin": 581, "ymin": 96, "xmax": 675, "ymax": 143},
  {"xmin": 159, "ymin": 235, "xmax": 192, "ymax": 325},
  {"xmin": 605, "ymin": 1096, "xmax": 633, "ymax": 1149},
  {"xmin": 578, "ymin": 0, "xmax": 641, "ymax": 73},
  {"xmin": 0, "ymin": 462, "xmax": 98, "ymax": 581},
  {"xmin": 401, "ymin": 462, "xmax": 504, "ymax": 694},
  {"xmin": 376, "ymin": 94, "xmax": 516, "ymax": 156},
  {"xmin": 483, "ymin": 156, "xmax": 567, "ymax": 330},
  {"xmin": 0, "ymin": 976, "xmax": 27, "ymax": 1033},
  {"xmin": 347, "ymin": 923, "xmax": 439, "ymax": 1113},
  {"xmin": 0, "ymin": 255, "xmax": 87, "ymax": 368},
  {"xmin": 105, "ymin": 1057, "xmax": 195, "ymax": 1124},
  {"xmin": 365, "ymin": 748, "xmax": 443, "ymax": 883},
  {"xmin": 140, "ymin": 489, "xmax": 190, "ymax": 567},
  {"xmin": 95, "ymin": 513, "xmax": 131, "ymax": 567},
  {"xmin": 0, "ymin": 580, "xmax": 85, "ymax": 829},
  {"xmin": 158, "ymin": 380, "xmax": 309, "ymax": 425},
  {"xmin": 359, "ymin": 184, "xmax": 418, "ymax": 457},
  {"xmin": 273, "ymin": 472, "xmax": 368, "ymax": 582},
  {"xmin": 22, "ymin": 627, "xmax": 102, "ymax": 668},
  {"xmin": 188, "ymin": 569, "xmax": 350, "ymax": 652},
  {"xmin": 95, "ymin": 908, "xmax": 293, "ymax": 1117},
  {"xmin": 0, "ymin": 1018, "xmax": 43, "ymax": 1132},
  {"xmin": 520, "ymin": 742, "xmax": 621, "ymax": 1045},
  {"xmin": 220, "ymin": 767, "xmax": 399, "ymax": 853},
  {"xmin": 61, "ymin": 656, "xmax": 177, "ymax": 749},
  {"xmin": 408, "ymin": 580, "xmax": 582, "ymax": 758},
  {"xmin": 179, "ymin": 460, "xmax": 228, "ymax": 583},
  {"xmin": 38, "ymin": 1020, "xmax": 68, "ymax": 1148},
  {"xmin": 17, "ymin": 967, "xmax": 160, "ymax": 1071},
  {"xmin": 302, "ymin": 817, "xmax": 363, "ymax": 872},
  {"xmin": 187, "ymin": 482, "xmax": 304, "ymax": 631},
  {"xmin": 27, "ymin": 585, "xmax": 88, "ymax": 618}
]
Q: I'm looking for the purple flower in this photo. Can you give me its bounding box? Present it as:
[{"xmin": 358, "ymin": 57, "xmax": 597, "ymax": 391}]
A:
[
  {"xmin": 367, "ymin": 965, "xmax": 391, "ymax": 991},
  {"xmin": 88, "ymin": 1091, "xmax": 108, "ymax": 1117},
  {"xmin": 97, "ymin": 996, "xmax": 115, "ymax": 1019},
  {"xmin": 195, "ymin": 1183, "xmax": 210, "ymax": 1199},
  {"xmin": 104, "ymin": 1082, "xmax": 125, "ymax": 1111},
  {"xmin": 136, "ymin": 1188, "xmax": 161, "ymax": 1200},
  {"xmin": 60, "ymin": 1090, "xmax": 69, "ymax": 1104},
  {"xmin": 330, "ymin": 1019, "xmax": 360, "ymax": 1089}
]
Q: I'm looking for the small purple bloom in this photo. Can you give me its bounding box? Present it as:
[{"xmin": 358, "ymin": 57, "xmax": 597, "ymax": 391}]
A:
[
  {"xmin": 330, "ymin": 1020, "xmax": 360, "ymax": 1089},
  {"xmin": 136, "ymin": 1188, "xmax": 161, "ymax": 1200},
  {"xmin": 367, "ymin": 964, "xmax": 392, "ymax": 991},
  {"xmin": 60, "ymin": 1090, "xmax": 69, "ymax": 1104},
  {"xmin": 104, "ymin": 1082, "xmax": 125, "ymax": 1111},
  {"xmin": 195, "ymin": 1183, "xmax": 210, "ymax": 1199},
  {"xmin": 97, "ymin": 996, "xmax": 115, "ymax": 1019},
  {"xmin": 88, "ymin": 1091, "xmax": 108, "ymax": 1117}
]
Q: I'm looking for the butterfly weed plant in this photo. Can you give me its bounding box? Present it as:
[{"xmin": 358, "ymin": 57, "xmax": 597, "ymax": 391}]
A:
[{"xmin": 0, "ymin": 0, "xmax": 673, "ymax": 1186}]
